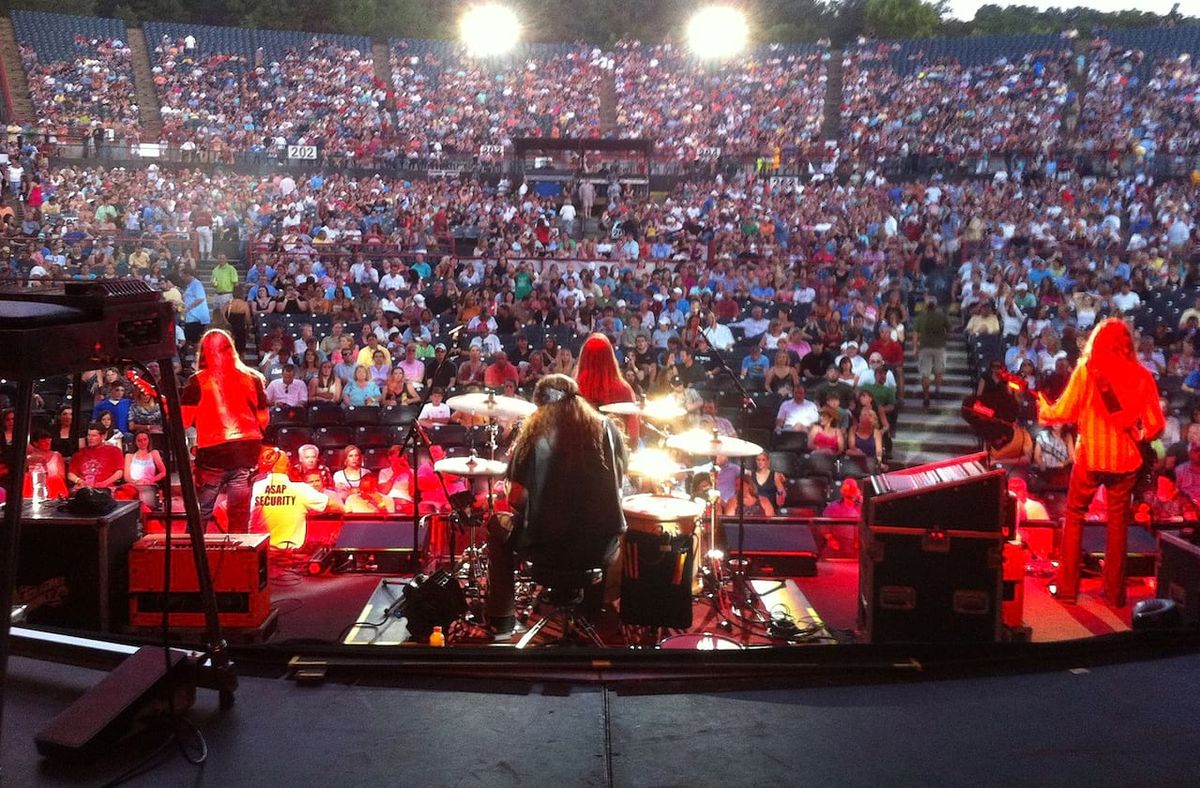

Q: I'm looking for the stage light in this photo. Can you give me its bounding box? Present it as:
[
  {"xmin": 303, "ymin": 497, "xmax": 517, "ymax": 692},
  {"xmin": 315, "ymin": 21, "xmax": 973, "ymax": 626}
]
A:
[
  {"xmin": 459, "ymin": 4, "xmax": 522, "ymax": 57},
  {"xmin": 686, "ymin": 6, "xmax": 749, "ymax": 60}
]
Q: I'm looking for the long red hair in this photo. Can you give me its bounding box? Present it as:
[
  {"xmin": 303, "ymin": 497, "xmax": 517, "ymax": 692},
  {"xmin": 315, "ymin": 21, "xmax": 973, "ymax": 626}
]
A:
[{"xmin": 574, "ymin": 333, "xmax": 634, "ymax": 409}]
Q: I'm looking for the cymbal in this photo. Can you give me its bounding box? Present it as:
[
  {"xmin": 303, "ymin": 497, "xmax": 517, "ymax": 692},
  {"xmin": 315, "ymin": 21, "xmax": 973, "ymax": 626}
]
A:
[
  {"xmin": 666, "ymin": 429, "xmax": 763, "ymax": 459},
  {"xmin": 446, "ymin": 392, "xmax": 536, "ymax": 419},
  {"xmin": 433, "ymin": 455, "xmax": 508, "ymax": 478},
  {"xmin": 599, "ymin": 398, "xmax": 687, "ymax": 421},
  {"xmin": 626, "ymin": 448, "xmax": 688, "ymax": 480}
]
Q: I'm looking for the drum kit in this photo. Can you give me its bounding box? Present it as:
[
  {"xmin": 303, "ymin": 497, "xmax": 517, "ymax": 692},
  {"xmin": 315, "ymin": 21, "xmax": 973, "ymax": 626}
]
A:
[
  {"xmin": 601, "ymin": 399, "xmax": 765, "ymax": 642},
  {"xmin": 423, "ymin": 389, "xmax": 764, "ymax": 648}
]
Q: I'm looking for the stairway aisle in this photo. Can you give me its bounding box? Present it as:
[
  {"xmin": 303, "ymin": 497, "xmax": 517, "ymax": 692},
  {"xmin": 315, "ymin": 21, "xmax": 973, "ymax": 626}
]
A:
[
  {"xmin": 370, "ymin": 41, "xmax": 392, "ymax": 87},
  {"xmin": 598, "ymin": 68, "xmax": 618, "ymax": 136},
  {"xmin": 821, "ymin": 49, "xmax": 844, "ymax": 142},
  {"xmin": 892, "ymin": 331, "xmax": 981, "ymax": 467},
  {"xmin": 0, "ymin": 17, "xmax": 34, "ymax": 124},
  {"xmin": 126, "ymin": 28, "xmax": 163, "ymax": 141}
]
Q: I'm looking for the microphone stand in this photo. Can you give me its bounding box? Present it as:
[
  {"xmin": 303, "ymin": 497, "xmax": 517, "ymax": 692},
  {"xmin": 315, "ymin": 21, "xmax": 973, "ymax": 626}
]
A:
[
  {"xmin": 397, "ymin": 336, "xmax": 462, "ymax": 573},
  {"xmin": 701, "ymin": 337, "xmax": 763, "ymax": 627}
]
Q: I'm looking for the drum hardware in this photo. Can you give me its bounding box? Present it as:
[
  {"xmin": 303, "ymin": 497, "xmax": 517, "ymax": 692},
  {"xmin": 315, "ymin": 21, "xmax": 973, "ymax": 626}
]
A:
[
  {"xmin": 431, "ymin": 450, "xmax": 512, "ymax": 642},
  {"xmin": 665, "ymin": 427, "xmax": 764, "ymax": 632}
]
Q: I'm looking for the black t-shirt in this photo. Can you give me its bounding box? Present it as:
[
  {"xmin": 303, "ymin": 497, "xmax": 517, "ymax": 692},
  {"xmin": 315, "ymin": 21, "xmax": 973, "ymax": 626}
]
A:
[
  {"xmin": 676, "ymin": 360, "xmax": 707, "ymax": 387},
  {"xmin": 510, "ymin": 418, "xmax": 626, "ymax": 569},
  {"xmin": 424, "ymin": 356, "xmax": 457, "ymax": 389},
  {"xmin": 633, "ymin": 347, "xmax": 657, "ymax": 367},
  {"xmin": 801, "ymin": 349, "xmax": 834, "ymax": 379}
]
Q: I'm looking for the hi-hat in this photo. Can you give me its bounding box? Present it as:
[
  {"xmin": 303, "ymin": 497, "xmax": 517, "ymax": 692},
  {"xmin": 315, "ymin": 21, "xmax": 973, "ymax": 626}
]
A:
[
  {"xmin": 447, "ymin": 392, "xmax": 536, "ymax": 419},
  {"xmin": 666, "ymin": 429, "xmax": 762, "ymax": 458},
  {"xmin": 600, "ymin": 398, "xmax": 687, "ymax": 422},
  {"xmin": 434, "ymin": 455, "xmax": 508, "ymax": 478}
]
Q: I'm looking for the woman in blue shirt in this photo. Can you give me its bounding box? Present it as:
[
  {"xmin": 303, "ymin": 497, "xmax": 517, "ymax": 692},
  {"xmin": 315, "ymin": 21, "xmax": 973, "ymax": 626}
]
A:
[{"xmin": 342, "ymin": 365, "xmax": 382, "ymax": 407}]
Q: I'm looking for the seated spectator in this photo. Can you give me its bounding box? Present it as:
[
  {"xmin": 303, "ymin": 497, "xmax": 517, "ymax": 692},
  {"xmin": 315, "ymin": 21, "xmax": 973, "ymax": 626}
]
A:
[
  {"xmin": 1174, "ymin": 443, "xmax": 1200, "ymax": 504},
  {"xmin": 378, "ymin": 446, "xmax": 415, "ymax": 509},
  {"xmin": 67, "ymin": 421, "xmax": 125, "ymax": 490},
  {"xmin": 367, "ymin": 350, "xmax": 392, "ymax": 388},
  {"xmin": 51, "ymin": 405, "xmax": 76, "ymax": 458},
  {"xmin": 93, "ymin": 381, "xmax": 132, "ymax": 435},
  {"xmin": 1033, "ymin": 424, "xmax": 1075, "ymax": 470},
  {"xmin": 25, "ymin": 428, "xmax": 68, "ymax": 500},
  {"xmin": 775, "ymin": 386, "xmax": 819, "ymax": 433},
  {"xmin": 345, "ymin": 472, "xmax": 396, "ymax": 515},
  {"xmin": 343, "ymin": 365, "xmax": 382, "ymax": 407},
  {"xmin": 723, "ymin": 474, "xmax": 775, "ymax": 518},
  {"xmin": 750, "ymin": 452, "xmax": 787, "ymax": 513},
  {"xmin": 740, "ymin": 344, "xmax": 770, "ymax": 390},
  {"xmin": 382, "ymin": 367, "xmax": 420, "ymax": 406},
  {"xmin": 417, "ymin": 387, "xmax": 452, "ymax": 428},
  {"xmin": 1136, "ymin": 475, "xmax": 1199, "ymax": 523},
  {"xmin": 457, "ymin": 347, "xmax": 487, "ymax": 387},
  {"xmin": 808, "ymin": 408, "xmax": 846, "ymax": 456},
  {"xmin": 265, "ymin": 364, "xmax": 308, "ymax": 407},
  {"xmin": 333, "ymin": 445, "xmax": 367, "ymax": 500},
  {"xmin": 484, "ymin": 351, "xmax": 520, "ymax": 390},
  {"xmin": 309, "ymin": 361, "xmax": 343, "ymax": 405},
  {"xmin": 290, "ymin": 443, "xmax": 336, "ymax": 494},
  {"xmin": 764, "ymin": 349, "xmax": 800, "ymax": 396},
  {"xmin": 124, "ymin": 430, "xmax": 166, "ymax": 509},
  {"xmin": 128, "ymin": 386, "xmax": 163, "ymax": 433}
]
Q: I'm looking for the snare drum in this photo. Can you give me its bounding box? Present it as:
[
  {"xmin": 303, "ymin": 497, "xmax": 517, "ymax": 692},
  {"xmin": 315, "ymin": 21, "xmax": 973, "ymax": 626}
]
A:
[{"xmin": 622, "ymin": 494, "xmax": 704, "ymax": 536}]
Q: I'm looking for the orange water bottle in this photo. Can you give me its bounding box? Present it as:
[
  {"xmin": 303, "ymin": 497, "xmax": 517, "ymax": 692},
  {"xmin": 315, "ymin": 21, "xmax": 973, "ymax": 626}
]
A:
[{"xmin": 429, "ymin": 626, "xmax": 445, "ymax": 647}]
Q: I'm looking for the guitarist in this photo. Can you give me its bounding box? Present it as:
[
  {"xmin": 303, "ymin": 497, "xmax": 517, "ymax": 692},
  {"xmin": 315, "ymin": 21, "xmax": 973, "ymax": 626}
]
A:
[{"xmin": 1036, "ymin": 319, "xmax": 1164, "ymax": 607}]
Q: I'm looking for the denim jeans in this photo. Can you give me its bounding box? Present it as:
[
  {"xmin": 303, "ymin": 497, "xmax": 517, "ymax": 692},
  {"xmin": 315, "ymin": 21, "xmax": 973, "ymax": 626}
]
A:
[
  {"xmin": 196, "ymin": 463, "xmax": 253, "ymax": 533},
  {"xmin": 1057, "ymin": 464, "xmax": 1137, "ymax": 603}
]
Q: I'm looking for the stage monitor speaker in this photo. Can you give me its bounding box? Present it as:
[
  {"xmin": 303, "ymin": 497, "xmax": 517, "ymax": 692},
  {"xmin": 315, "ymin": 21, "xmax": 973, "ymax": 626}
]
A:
[
  {"xmin": 331, "ymin": 518, "xmax": 429, "ymax": 574},
  {"xmin": 35, "ymin": 646, "xmax": 195, "ymax": 760},
  {"xmin": 1157, "ymin": 531, "xmax": 1200, "ymax": 628},
  {"xmin": 732, "ymin": 519, "xmax": 820, "ymax": 577},
  {"xmin": 1082, "ymin": 524, "xmax": 1159, "ymax": 578}
]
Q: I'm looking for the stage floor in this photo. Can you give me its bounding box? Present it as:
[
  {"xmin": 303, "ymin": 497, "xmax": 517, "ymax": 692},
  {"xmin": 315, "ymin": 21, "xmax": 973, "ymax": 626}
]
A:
[{"xmin": 259, "ymin": 553, "xmax": 1152, "ymax": 649}]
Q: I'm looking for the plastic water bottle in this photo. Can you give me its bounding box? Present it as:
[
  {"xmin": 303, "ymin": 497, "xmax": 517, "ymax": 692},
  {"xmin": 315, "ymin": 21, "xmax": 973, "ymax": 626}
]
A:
[
  {"xmin": 428, "ymin": 626, "xmax": 445, "ymax": 647},
  {"xmin": 30, "ymin": 465, "xmax": 48, "ymax": 504}
]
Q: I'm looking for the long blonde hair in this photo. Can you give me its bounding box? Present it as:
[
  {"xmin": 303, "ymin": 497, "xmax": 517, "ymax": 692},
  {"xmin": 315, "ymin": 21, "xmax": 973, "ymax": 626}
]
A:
[{"xmin": 198, "ymin": 328, "xmax": 264, "ymax": 383}]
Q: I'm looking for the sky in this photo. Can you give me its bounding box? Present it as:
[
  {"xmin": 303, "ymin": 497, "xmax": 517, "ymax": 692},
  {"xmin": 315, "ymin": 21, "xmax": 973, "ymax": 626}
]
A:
[{"xmin": 944, "ymin": 0, "xmax": 1183, "ymax": 21}]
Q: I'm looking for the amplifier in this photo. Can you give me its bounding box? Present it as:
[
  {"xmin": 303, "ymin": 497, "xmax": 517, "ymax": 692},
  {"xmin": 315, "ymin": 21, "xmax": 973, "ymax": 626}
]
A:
[
  {"xmin": 15, "ymin": 500, "xmax": 141, "ymax": 632},
  {"xmin": 331, "ymin": 518, "xmax": 429, "ymax": 574},
  {"xmin": 1157, "ymin": 531, "xmax": 1200, "ymax": 628},
  {"xmin": 129, "ymin": 533, "xmax": 270, "ymax": 629},
  {"xmin": 730, "ymin": 519, "xmax": 819, "ymax": 577}
]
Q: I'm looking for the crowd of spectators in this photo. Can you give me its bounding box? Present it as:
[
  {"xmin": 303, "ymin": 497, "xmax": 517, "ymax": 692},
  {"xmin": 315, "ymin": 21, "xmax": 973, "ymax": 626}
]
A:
[
  {"xmin": 841, "ymin": 42, "xmax": 1077, "ymax": 163},
  {"xmin": 612, "ymin": 41, "xmax": 826, "ymax": 161},
  {"xmin": 18, "ymin": 35, "xmax": 141, "ymax": 141},
  {"xmin": 387, "ymin": 42, "xmax": 605, "ymax": 158},
  {"xmin": 151, "ymin": 35, "xmax": 390, "ymax": 160},
  {"xmin": 1078, "ymin": 38, "xmax": 1200, "ymax": 161}
]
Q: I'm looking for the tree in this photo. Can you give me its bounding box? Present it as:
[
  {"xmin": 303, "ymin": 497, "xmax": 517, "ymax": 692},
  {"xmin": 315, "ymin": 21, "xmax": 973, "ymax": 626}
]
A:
[
  {"xmin": 12, "ymin": 0, "xmax": 98, "ymax": 15},
  {"xmin": 864, "ymin": 0, "xmax": 942, "ymax": 40}
]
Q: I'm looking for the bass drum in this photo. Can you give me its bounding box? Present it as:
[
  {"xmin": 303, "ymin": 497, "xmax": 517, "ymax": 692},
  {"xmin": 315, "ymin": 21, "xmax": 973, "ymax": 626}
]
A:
[{"xmin": 658, "ymin": 633, "xmax": 743, "ymax": 651}]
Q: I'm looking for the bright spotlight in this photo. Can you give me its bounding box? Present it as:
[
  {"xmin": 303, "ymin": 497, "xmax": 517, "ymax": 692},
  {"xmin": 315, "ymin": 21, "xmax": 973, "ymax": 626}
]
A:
[
  {"xmin": 687, "ymin": 6, "xmax": 749, "ymax": 60},
  {"xmin": 459, "ymin": 4, "xmax": 522, "ymax": 57}
]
